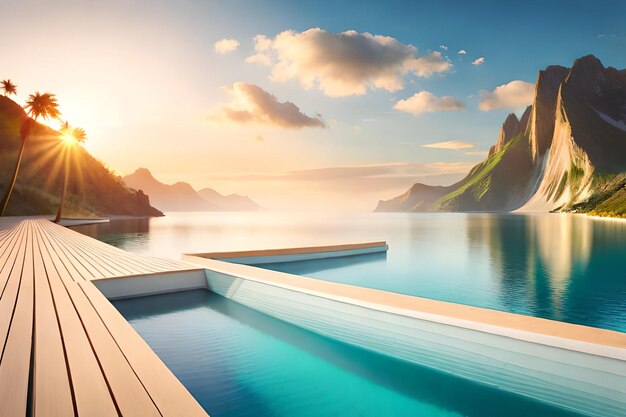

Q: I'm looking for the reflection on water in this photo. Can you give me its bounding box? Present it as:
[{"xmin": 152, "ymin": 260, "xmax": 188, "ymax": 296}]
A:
[
  {"xmin": 73, "ymin": 218, "xmax": 151, "ymax": 252},
  {"xmin": 76, "ymin": 212, "xmax": 626, "ymax": 332},
  {"xmin": 114, "ymin": 290, "xmax": 580, "ymax": 417},
  {"xmin": 467, "ymin": 214, "xmax": 594, "ymax": 323}
]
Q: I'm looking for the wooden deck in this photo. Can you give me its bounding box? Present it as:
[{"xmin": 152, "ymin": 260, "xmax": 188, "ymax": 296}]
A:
[{"xmin": 0, "ymin": 218, "xmax": 209, "ymax": 417}]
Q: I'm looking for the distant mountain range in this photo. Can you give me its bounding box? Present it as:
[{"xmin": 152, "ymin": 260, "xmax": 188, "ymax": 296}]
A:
[
  {"xmin": 123, "ymin": 168, "xmax": 264, "ymax": 212},
  {"xmin": 376, "ymin": 55, "xmax": 626, "ymax": 218},
  {"xmin": 0, "ymin": 96, "xmax": 162, "ymax": 217}
]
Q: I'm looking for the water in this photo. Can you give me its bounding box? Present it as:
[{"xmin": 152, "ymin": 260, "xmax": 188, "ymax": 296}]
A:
[
  {"xmin": 76, "ymin": 212, "xmax": 626, "ymax": 332},
  {"xmin": 113, "ymin": 289, "xmax": 582, "ymax": 417}
]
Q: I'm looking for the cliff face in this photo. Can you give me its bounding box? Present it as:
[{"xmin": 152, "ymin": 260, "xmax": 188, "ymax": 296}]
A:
[
  {"xmin": 527, "ymin": 65, "xmax": 570, "ymax": 160},
  {"xmin": 376, "ymin": 55, "xmax": 626, "ymax": 216},
  {"xmin": 519, "ymin": 55, "xmax": 626, "ymax": 212},
  {"xmin": 0, "ymin": 96, "xmax": 162, "ymax": 217}
]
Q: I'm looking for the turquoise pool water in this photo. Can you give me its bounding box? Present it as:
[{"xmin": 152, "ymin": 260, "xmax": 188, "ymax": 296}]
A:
[
  {"xmin": 113, "ymin": 289, "xmax": 583, "ymax": 417},
  {"xmin": 260, "ymin": 214, "xmax": 626, "ymax": 333},
  {"xmin": 77, "ymin": 212, "xmax": 626, "ymax": 333}
]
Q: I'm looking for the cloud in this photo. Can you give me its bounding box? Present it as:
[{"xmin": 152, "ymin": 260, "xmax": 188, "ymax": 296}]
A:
[
  {"xmin": 245, "ymin": 35, "xmax": 273, "ymax": 66},
  {"xmin": 479, "ymin": 80, "xmax": 535, "ymax": 111},
  {"xmin": 213, "ymin": 82, "xmax": 325, "ymax": 129},
  {"xmin": 245, "ymin": 28, "xmax": 452, "ymax": 96},
  {"xmin": 212, "ymin": 161, "xmax": 475, "ymax": 191},
  {"xmin": 439, "ymin": 45, "xmax": 448, "ymax": 50},
  {"xmin": 422, "ymin": 140, "xmax": 475, "ymax": 150},
  {"xmin": 405, "ymin": 51, "xmax": 451, "ymax": 77},
  {"xmin": 245, "ymin": 53, "xmax": 272, "ymax": 66},
  {"xmin": 253, "ymin": 34, "xmax": 272, "ymax": 51},
  {"xmin": 472, "ymin": 57, "xmax": 485, "ymax": 65},
  {"xmin": 458, "ymin": 49, "xmax": 467, "ymax": 54},
  {"xmin": 393, "ymin": 91, "xmax": 464, "ymax": 116},
  {"xmin": 465, "ymin": 151, "xmax": 489, "ymax": 156},
  {"xmin": 214, "ymin": 38, "xmax": 240, "ymax": 54}
]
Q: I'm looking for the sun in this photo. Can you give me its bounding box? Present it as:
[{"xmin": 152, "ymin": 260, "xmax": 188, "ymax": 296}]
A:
[{"xmin": 61, "ymin": 132, "xmax": 76, "ymax": 145}]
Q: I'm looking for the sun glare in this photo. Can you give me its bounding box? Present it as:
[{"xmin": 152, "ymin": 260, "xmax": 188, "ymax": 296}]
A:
[{"xmin": 61, "ymin": 132, "xmax": 76, "ymax": 146}]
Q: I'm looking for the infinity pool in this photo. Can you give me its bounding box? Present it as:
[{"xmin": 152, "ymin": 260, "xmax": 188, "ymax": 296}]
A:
[
  {"xmin": 79, "ymin": 212, "xmax": 626, "ymax": 333},
  {"xmin": 113, "ymin": 290, "xmax": 582, "ymax": 417},
  {"xmin": 260, "ymin": 214, "xmax": 626, "ymax": 333}
]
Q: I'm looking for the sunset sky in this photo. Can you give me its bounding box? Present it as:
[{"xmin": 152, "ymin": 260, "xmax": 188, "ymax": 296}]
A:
[{"xmin": 2, "ymin": 0, "xmax": 625, "ymax": 211}]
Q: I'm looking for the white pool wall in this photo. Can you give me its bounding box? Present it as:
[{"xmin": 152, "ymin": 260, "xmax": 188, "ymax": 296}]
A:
[
  {"xmin": 94, "ymin": 269, "xmax": 207, "ymax": 300},
  {"xmin": 186, "ymin": 241, "xmax": 388, "ymax": 265},
  {"xmin": 197, "ymin": 266, "xmax": 625, "ymax": 417}
]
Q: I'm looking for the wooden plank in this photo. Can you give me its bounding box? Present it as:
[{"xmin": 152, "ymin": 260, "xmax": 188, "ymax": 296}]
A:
[
  {"xmin": 0, "ymin": 220, "xmax": 20, "ymax": 245},
  {"xmin": 0, "ymin": 222, "xmax": 25, "ymax": 295},
  {"xmin": 41, "ymin": 224, "xmax": 109, "ymax": 280},
  {"xmin": 40, "ymin": 222, "xmax": 178, "ymax": 277},
  {"xmin": 35, "ymin": 222, "xmax": 162, "ymax": 417},
  {"xmin": 0, "ymin": 222, "xmax": 28, "ymax": 357},
  {"xmin": 47, "ymin": 222, "xmax": 155, "ymax": 278},
  {"xmin": 32, "ymin": 226, "xmax": 75, "ymax": 417},
  {"xmin": 45, "ymin": 223, "xmax": 187, "ymax": 272},
  {"xmin": 40, "ymin": 222, "xmax": 129, "ymax": 278},
  {"xmin": 0, "ymin": 219, "xmax": 207, "ymax": 417},
  {"xmin": 36, "ymin": 223, "xmax": 119, "ymax": 417},
  {"xmin": 0, "ymin": 221, "xmax": 35, "ymax": 416},
  {"xmin": 78, "ymin": 280, "xmax": 208, "ymax": 417}
]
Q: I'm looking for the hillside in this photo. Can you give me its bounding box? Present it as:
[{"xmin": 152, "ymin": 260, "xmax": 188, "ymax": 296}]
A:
[
  {"xmin": 123, "ymin": 168, "xmax": 264, "ymax": 212},
  {"xmin": 0, "ymin": 96, "xmax": 162, "ymax": 217},
  {"xmin": 376, "ymin": 55, "xmax": 626, "ymax": 218}
]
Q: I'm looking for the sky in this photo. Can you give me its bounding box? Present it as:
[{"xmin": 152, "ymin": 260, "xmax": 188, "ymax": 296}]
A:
[{"xmin": 1, "ymin": 0, "xmax": 625, "ymax": 211}]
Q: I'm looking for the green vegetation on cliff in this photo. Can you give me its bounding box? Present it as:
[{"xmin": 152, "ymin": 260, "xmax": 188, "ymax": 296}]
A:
[
  {"xmin": 564, "ymin": 174, "xmax": 626, "ymax": 218},
  {"xmin": 433, "ymin": 133, "xmax": 532, "ymax": 212},
  {"xmin": 0, "ymin": 96, "xmax": 162, "ymax": 217}
]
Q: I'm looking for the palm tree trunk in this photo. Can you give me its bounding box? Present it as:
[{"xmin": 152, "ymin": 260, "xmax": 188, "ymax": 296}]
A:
[
  {"xmin": 54, "ymin": 149, "xmax": 70, "ymax": 223},
  {"xmin": 0, "ymin": 138, "xmax": 27, "ymax": 216}
]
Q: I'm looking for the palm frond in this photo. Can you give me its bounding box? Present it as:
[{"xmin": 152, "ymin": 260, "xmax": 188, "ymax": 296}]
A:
[
  {"xmin": 60, "ymin": 121, "xmax": 87, "ymax": 144},
  {"xmin": 1, "ymin": 79, "xmax": 17, "ymax": 96},
  {"xmin": 72, "ymin": 127, "xmax": 87, "ymax": 143},
  {"xmin": 24, "ymin": 92, "xmax": 61, "ymax": 121}
]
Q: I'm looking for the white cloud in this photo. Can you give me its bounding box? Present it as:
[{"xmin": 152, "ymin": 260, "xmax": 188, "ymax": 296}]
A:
[
  {"xmin": 479, "ymin": 80, "xmax": 535, "ymax": 111},
  {"xmin": 472, "ymin": 57, "xmax": 485, "ymax": 65},
  {"xmin": 214, "ymin": 38, "xmax": 240, "ymax": 54},
  {"xmin": 253, "ymin": 34, "xmax": 272, "ymax": 51},
  {"xmin": 212, "ymin": 82, "xmax": 325, "ymax": 129},
  {"xmin": 393, "ymin": 91, "xmax": 464, "ymax": 116},
  {"xmin": 245, "ymin": 28, "xmax": 452, "ymax": 97},
  {"xmin": 422, "ymin": 140, "xmax": 475, "ymax": 150},
  {"xmin": 245, "ymin": 35, "xmax": 273, "ymax": 65},
  {"xmin": 405, "ymin": 51, "xmax": 451, "ymax": 77},
  {"xmin": 458, "ymin": 49, "xmax": 467, "ymax": 54},
  {"xmin": 439, "ymin": 45, "xmax": 448, "ymax": 50},
  {"xmin": 245, "ymin": 53, "xmax": 272, "ymax": 66}
]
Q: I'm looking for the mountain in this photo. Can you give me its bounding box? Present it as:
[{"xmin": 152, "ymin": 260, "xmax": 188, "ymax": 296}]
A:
[
  {"xmin": 123, "ymin": 168, "xmax": 263, "ymax": 212},
  {"xmin": 0, "ymin": 96, "xmax": 162, "ymax": 217},
  {"xmin": 376, "ymin": 55, "xmax": 626, "ymax": 218},
  {"xmin": 197, "ymin": 188, "xmax": 263, "ymax": 212},
  {"xmin": 123, "ymin": 168, "xmax": 216, "ymax": 211}
]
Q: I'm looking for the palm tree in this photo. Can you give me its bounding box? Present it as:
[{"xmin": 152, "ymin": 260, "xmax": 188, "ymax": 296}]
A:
[
  {"xmin": 0, "ymin": 92, "xmax": 61, "ymax": 216},
  {"xmin": 1, "ymin": 79, "xmax": 17, "ymax": 97},
  {"xmin": 54, "ymin": 122, "xmax": 86, "ymax": 223}
]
